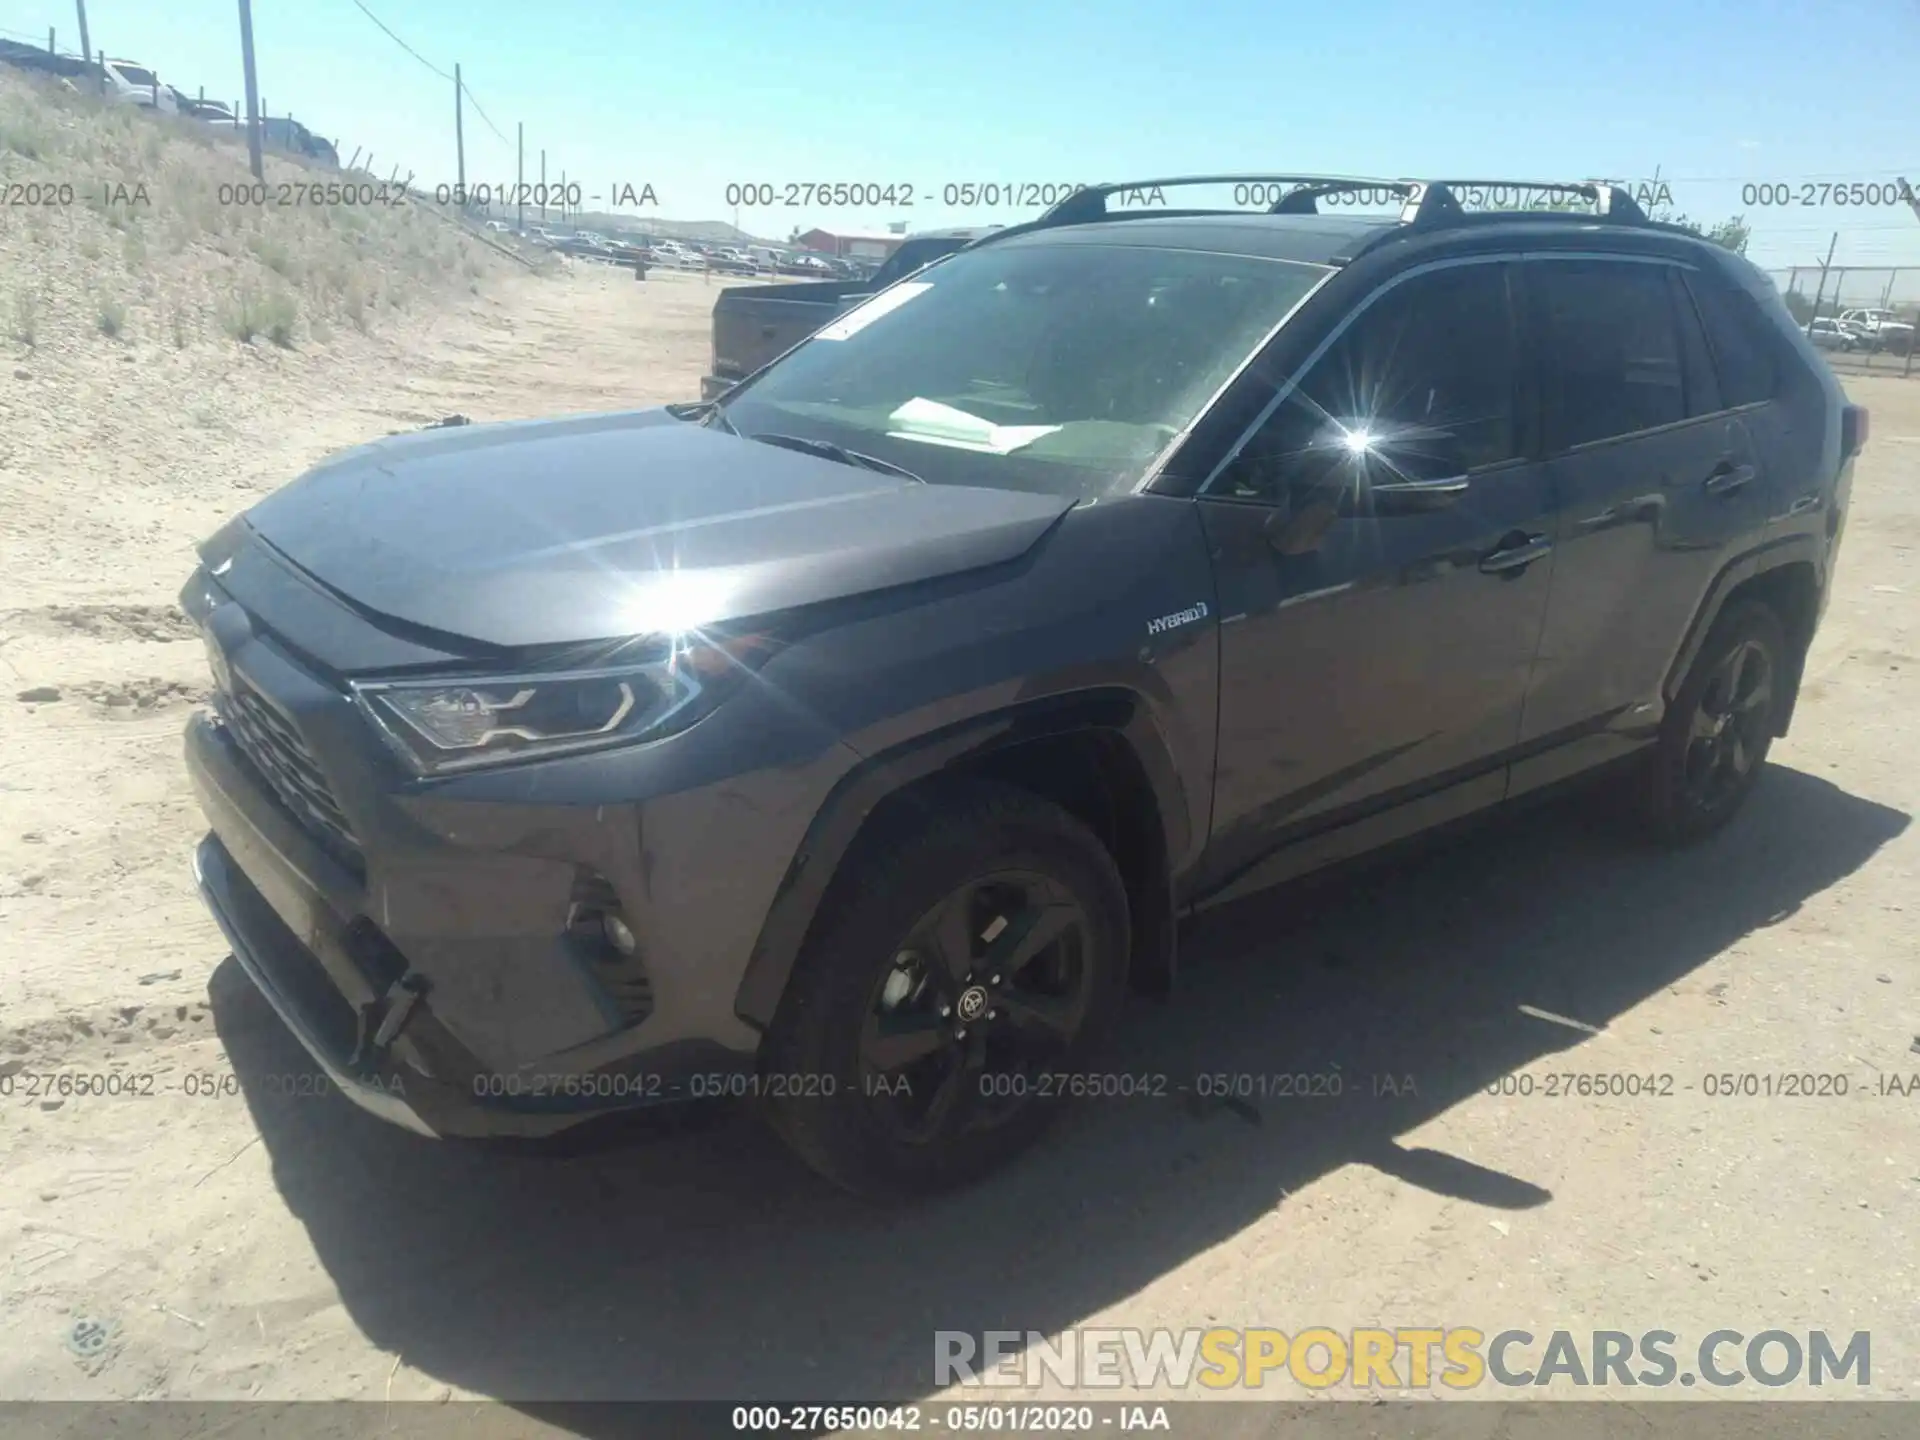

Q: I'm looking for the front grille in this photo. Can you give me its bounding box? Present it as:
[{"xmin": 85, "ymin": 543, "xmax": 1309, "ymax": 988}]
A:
[{"xmin": 219, "ymin": 681, "xmax": 362, "ymax": 871}]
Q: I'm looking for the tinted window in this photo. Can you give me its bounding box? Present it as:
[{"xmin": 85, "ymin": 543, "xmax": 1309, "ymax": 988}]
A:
[
  {"xmin": 1536, "ymin": 261, "xmax": 1685, "ymax": 451},
  {"xmin": 1668, "ymin": 268, "xmax": 1723, "ymax": 417},
  {"xmin": 1686, "ymin": 273, "xmax": 1780, "ymax": 407},
  {"xmin": 1212, "ymin": 262, "xmax": 1518, "ymax": 504}
]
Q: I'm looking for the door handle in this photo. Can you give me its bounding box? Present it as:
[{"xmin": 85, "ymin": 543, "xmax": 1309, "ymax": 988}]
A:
[
  {"xmin": 1479, "ymin": 533, "xmax": 1552, "ymax": 575},
  {"xmin": 1703, "ymin": 462, "xmax": 1756, "ymax": 497}
]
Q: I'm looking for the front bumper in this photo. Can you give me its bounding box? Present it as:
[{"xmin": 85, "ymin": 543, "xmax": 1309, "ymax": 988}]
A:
[
  {"xmin": 186, "ymin": 707, "xmax": 758, "ymax": 1138},
  {"xmin": 176, "ymin": 570, "xmax": 842, "ymax": 1138},
  {"xmin": 193, "ymin": 833, "xmax": 438, "ymax": 1137}
]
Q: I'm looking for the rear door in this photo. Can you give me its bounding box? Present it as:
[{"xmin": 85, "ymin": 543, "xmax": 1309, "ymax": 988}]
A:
[
  {"xmin": 1512, "ymin": 254, "xmax": 1771, "ymax": 791},
  {"xmin": 1195, "ymin": 258, "xmax": 1557, "ymax": 889}
]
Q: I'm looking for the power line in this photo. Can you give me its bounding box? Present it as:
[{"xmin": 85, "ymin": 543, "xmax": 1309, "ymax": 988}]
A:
[
  {"xmin": 460, "ymin": 77, "xmax": 508, "ymax": 145},
  {"xmin": 343, "ymin": 0, "xmax": 507, "ymax": 145},
  {"xmin": 347, "ymin": 0, "xmax": 452, "ymax": 81}
]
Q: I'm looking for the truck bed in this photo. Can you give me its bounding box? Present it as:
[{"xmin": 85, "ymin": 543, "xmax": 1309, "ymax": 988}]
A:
[{"xmin": 702, "ymin": 279, "xmax": 878, "ymax": 400}]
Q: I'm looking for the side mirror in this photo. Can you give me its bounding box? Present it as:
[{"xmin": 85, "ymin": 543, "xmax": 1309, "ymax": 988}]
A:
[
  {"xmin": 1312, "ymin": 419, "xmax": 1471, "ymax": 515},
  {"xmin": 1370, "ymin": 473, "xmax": 1472, "ymax": 514},
  {"xmin": 1263, "ymin": 492, "xmax": 1340, "ymax": 555}
]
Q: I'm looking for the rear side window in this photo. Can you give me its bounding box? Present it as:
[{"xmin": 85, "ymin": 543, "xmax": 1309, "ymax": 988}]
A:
[
  {"xmin": 1533, "ymin": 260, "xmax": 1685, "ymax": 451},
  {"xmin": 1668, "ymin": 269, "xmax": 1723, "ymax": 417},
  {"xmin": 1685, "ymin": 273, "xmax": 1780, "ymax": 407}
]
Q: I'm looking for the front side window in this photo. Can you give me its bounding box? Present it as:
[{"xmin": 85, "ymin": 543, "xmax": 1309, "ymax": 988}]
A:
[
  {"xmin": 719, "ymin": 242, "xmax": 1330, "ymax": 497},
  {"xmin": 1209, "ymin": 261, "xmax": 1519, "ymax": 505},
  {"xmin": 1535, "ymin": 260, "xmax": 1685, "ymax": 452}
]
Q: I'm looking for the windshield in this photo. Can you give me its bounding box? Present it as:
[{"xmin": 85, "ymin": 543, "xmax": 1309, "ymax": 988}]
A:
[
  {"xmin": 719, "ymin": 241, "xmax": 1329, "ymax": 497},
  {"xmin": 110, "ymin": 64, "xmax": 157, "ymax": 86}
]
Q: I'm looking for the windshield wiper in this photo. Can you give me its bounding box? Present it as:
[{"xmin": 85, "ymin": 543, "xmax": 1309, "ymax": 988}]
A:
[
  {"xmin": 744, "ymin": 431, "xmax": 925, "ymax": 484},
  {"xmin": 665, "ymin": 399, "xmax": 738, "ymax": 435}
]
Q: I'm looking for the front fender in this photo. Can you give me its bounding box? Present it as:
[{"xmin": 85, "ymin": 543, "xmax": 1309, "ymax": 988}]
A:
[{"xmin": 732, "ymin": 689, "xmax": 1191, "ymax": 1030}]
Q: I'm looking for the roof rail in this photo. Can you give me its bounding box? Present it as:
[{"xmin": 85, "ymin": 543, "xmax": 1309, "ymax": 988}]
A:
[
  {"xmin": 1398, "ymin": 179, "xmax": 1650, "ymax": 227},
  {"xmin": 1039, "ymin": 175, "xmax": 1408, "ymax": 226},
  {"xmin": 957, "ymin": 173, "xmax": 1657, "ymax": 255},
  {"xmin": 962, "ymin": 174, "xmax": 1410, "ymax": 249}
]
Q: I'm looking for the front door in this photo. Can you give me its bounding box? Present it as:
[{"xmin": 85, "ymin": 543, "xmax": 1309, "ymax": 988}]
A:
[{"xmin": 1195, "ymin": 258, "xmax": 1557, "ymax": 891}]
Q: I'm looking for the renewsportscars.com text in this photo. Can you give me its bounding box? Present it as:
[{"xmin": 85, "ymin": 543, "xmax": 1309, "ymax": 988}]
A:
[{"xmin": 935, "ymin": 1327, "xmax": 1871, "ymax": 1391}]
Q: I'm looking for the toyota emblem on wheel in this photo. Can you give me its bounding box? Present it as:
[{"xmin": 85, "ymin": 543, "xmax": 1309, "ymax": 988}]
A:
[{"xmin": 956, "ymin": 985, "xmax": 990, "ymax": 1023}]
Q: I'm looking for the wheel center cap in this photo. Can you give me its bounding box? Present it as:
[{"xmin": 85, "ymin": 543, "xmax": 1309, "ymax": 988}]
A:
[{"xmin": 956, "ymin": 985, "xmax": 990, "ymax": 1023}]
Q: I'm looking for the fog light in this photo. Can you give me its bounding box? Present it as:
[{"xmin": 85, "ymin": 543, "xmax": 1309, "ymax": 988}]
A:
[{"xmin": 603, "ymin": 913, "xmax": 638, "ymax": 956}]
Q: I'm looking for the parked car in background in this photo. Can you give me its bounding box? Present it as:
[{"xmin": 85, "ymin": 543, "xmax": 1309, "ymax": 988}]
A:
[
  {"xmin": 711, "ymin": 247, "xmax": 761, "ymax": 275},
  {"xmin": 0, "ymin": 37, "xmax": 94, "ymax": 80},
  {"xmin": 649, "ymin": 241, "xmax": 706, "ymax": 271},
  {"xmin": 103, "ymin": 59, "xmax": 177, "ymax": 112},
  {"xmin": 1806, "ymin": 317, "xmax": 1857, "ymax": 352},
  {"xmin": 199, "ymin": 114, "xmax": 337, "ymax": 166},
  {"xmin": 555, "ymin": 233, "xmax": 619, "ymax": 262},
  {"xmin": 1839, "ymin": 308, "xmax": 1915, "ymax": 353},
  {"xmin": 178, "ymin": 96, "xmax": 236, "ymax": 121}
]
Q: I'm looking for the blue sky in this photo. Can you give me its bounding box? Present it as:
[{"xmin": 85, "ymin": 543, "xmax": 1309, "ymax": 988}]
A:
[{"xmin": 6, "ymin": 0, "xmax": 1919, "ymax": 270}]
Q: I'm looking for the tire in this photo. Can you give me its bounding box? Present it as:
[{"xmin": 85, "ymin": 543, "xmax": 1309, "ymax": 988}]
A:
[
  {"xmin": 761, "ymin": 780, "xmax": 1131, "ymax": 1197},
  {"xmin": 1637, "ymin": 599, "xmax": 1790, "ymax": 844}
]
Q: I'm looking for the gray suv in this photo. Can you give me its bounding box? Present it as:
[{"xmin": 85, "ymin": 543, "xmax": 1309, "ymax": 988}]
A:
[{"xmin": 183, "ymin": 175, "xmax": 1867, "ymax": 1194}]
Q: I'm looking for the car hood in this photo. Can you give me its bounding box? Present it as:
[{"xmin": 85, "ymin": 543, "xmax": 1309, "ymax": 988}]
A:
[{"xmin": 237, "ymin": 408, "xmax": 1075, "ymax": 649}]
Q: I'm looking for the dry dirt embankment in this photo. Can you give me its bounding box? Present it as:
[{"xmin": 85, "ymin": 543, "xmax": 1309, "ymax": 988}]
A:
[
  {"xmin": 0, "ymin": 66, "xmax": 536, "ymax": 606},
  {"xmin": 0, "ymin": 67, "xmax": 722, "ymax": 1045}
]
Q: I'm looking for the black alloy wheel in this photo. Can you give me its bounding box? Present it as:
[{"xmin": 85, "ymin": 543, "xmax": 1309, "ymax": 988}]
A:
[{"xmin": 859, "ymin": 871, "xmax": 1095, "ymax": 1145}]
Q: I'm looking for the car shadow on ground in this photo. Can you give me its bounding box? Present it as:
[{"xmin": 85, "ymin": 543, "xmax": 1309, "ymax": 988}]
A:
[{"xmin": 205, "ymin": 765, "xmax": 1907, "ymax": 1416}]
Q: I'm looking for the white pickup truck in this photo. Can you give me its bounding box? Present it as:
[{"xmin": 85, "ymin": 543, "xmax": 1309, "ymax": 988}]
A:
[{"xmin": 1839, "ymin": 308, "xmax": 1915, "ymax": 353}]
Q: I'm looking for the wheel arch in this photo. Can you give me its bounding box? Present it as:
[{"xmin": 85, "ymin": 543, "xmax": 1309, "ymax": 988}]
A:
[
  {"xmin": 733, "ymin": 689, "xmax": 1190, "ymax": 1032},
  {"xmin": 1664, "ymin": 536, "xmax": 1825, "ymax": 736}
]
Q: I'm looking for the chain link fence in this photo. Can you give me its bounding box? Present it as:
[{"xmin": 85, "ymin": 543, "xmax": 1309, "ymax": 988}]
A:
[{"xmin": 1761, "ymin": 266, "xmax": 1919, "ymax": 375}]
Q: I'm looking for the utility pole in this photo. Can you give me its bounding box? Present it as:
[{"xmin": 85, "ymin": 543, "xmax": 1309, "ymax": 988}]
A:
[
  {"xmin": 1897, "ymin": 179, "xmax": 1920, "ymax": 377},
  {"xmin": 516, "ymin": 122, "xmax": 524, "ymax": 234},
  {"xmin": 453, "ymin": 63, "xmax": 466, "ymax": 206},
  {"xmin": 72, "ymin": 0, "xmax": 90, "ymax": 75},
  {"xmin": 1805, "ymin": 233, "xmax": 1838, "ymax": 338},
  {"xmin": 236, "ymin": 0, "xmax": 264, "ymax": 180}
]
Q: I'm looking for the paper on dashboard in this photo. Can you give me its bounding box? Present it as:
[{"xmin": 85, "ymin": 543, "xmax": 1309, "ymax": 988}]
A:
[{"xmin": 886, "ymin": 397, "xmax": 1062, "ymax": 454}]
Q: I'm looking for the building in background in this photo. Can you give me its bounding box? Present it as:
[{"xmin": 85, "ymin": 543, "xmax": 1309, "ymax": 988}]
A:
[{"xmin": 791, "ymin": 227, "xmax": 906, "ymax": 261}]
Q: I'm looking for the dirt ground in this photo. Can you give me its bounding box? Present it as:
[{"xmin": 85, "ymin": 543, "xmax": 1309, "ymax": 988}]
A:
[{"xmin": 0, "ymin": 265, "xmax": 1915, "ymax": 1414}]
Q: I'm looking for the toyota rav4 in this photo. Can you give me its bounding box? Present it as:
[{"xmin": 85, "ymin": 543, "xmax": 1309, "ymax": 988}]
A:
[{"xmin": 182, "ymin": 175, "xmax": 1867, "ymax": 1195}]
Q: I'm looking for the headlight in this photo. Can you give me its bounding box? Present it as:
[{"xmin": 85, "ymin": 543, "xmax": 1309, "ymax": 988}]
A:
[{"xmin": 351, "ymin": 636, "xmax": 763, "ymax": 776}]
